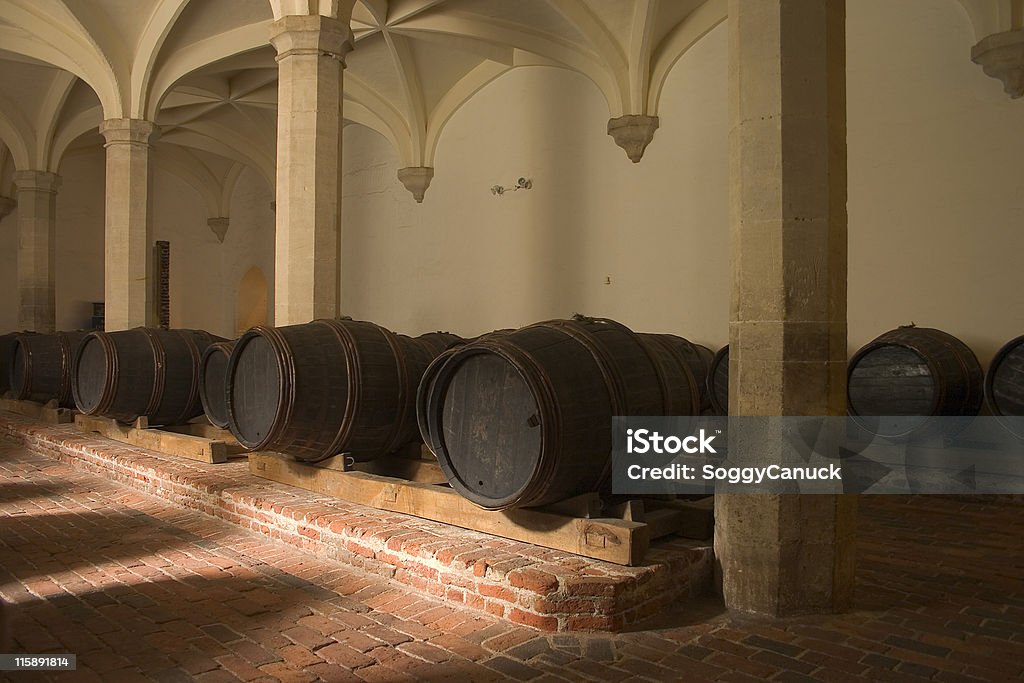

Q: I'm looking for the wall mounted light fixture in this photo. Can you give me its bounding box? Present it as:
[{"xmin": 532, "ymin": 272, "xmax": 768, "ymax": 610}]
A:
[{"xmin": 490, "ymin": 177, "xmax": 532, "ymax": 196}]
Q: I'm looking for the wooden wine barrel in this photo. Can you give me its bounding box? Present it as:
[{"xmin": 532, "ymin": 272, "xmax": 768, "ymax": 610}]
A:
[
  {"xmin": 199, "ymin": 341, "xmax": 236, "ymax": 429},
  {"xmin": 72, "ymin": 328, "xmax": 221, "ymax": 425},
  {"xmin": 226, "ymin": 318, "xmax": 462, "ymax": 462},
  {"xmin": 708, "ymin": 345, "xmax": 729, "ymax": 415},
  {"xmin": 985, "ymin": 335, "xmax": 1024, "ymax": 436},
  {"xmin": 419, "ymin": 316, "xmax": 706, "ymax": 510},
  {"xmin": 8, "ymin": 331, "xmax": 88, "ymax": 407},
  {"xmin": 847, "ymin": 326, "xmax": 982, "ymax": 438}
]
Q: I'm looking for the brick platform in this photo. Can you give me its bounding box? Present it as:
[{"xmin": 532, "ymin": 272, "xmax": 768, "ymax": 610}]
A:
[
  {"xmin": 0, "ymin": 412, "xmax": 713, "ymax": 633},
  {"xmin": 2, "ymin": 426, "xmax": 1023, "ymax": 681}
]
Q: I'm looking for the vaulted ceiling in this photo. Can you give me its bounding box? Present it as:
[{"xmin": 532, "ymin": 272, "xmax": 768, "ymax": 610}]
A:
[{"xmin": 0, "ymin": 0, "xmax": 1014, "ymax": 204}]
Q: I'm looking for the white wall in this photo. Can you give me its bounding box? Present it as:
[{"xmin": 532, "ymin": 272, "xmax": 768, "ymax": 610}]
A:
[
  {"xmin": 341, "ymin": 24, "xmax": 729, "ymax": 347},
  {"xmin": 223, "ymin": 166, "xmax": 276, "ymax": 336},
  {"xmin": 55, "ymin": 149, "xmax": 106, "ymax": 331}
]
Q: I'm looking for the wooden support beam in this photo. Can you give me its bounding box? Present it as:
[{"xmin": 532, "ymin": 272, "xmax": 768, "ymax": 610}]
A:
[
  {"xmin": 0, "ymin": 398, "xmax": 74, "ymax": 424},
  {"xmin": 249, "ymin": 452, "xmax": 651, "ymax": 566},
  {"xmin": 74, "ymin": 414, "xmax": 233, "ymax": 464}
]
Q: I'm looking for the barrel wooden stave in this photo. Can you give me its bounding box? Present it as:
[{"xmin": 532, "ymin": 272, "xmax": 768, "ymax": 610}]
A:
[{"xmin": 8, "ymin": 331, "xmax": 88, "ymax": 407}]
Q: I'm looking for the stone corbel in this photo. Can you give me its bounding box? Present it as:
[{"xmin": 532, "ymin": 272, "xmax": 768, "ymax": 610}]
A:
[
  {"xmin": 0, "ymin": 196, "xmax": 15, "ymax": 221},
  {"xmin": 607, "ymin": 115, "xmax": 660, "ymax": 163},
  {"xmin": 397, "ymin": 167, "xmax": 434, "ymax": 203},
  {"xmin": 208, "ymin": 217, "xmax": 229, "ymax": 242},
  {"xmin": 972, "ymin": 29, "xmax": 1024, "ymax": 98}
]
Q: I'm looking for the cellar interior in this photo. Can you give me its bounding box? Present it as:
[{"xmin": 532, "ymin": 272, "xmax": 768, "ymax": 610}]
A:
[{"xmin": 0, "ymin": 0, "xmax": 1022, "ymax": 681}]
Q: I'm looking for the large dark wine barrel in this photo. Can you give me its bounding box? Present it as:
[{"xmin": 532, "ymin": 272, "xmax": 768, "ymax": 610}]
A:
[
  {"xmin": 72, "ymin": 328, "xmax": 221, "ymax": 425},
  {"xmin": 985, "ymin": 335, "xmax": 1024, "ymax": 437},
  {"xmin": 708, "ymin": 345, "xmax": 729, "ymax": 415},
  {"xmin": 419, "ymin": 317, "xmax": 705, "ymax": 510},
  {"xmin": 226, "ymin": 319, "xmax": 462, "ymax": 461},
  {"xmin": 199, "ymin": 341, "xmax": 236, "ymax": 429},
  {"xmin": 847, "ymin": 326, "xmax": 982, "ymax": 438},
  {"xmin": 8, "ymin": 331, "xmax": 88, "ymax": 407}
]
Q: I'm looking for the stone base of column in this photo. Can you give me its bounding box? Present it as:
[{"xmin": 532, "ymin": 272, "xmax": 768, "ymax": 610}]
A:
[{"xmin": 716, "ymin": 494, "xmax": 857, "ymax": 616}]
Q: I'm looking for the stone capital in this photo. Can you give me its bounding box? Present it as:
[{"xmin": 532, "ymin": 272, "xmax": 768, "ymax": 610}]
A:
[
  {"xmin": 0, "ymin": 196, "xmax": 15, "ymax": 220},
  {"xmin": 607, "ymin": 115, "xmax": 659, "ymax": 163},
  {"xmin": 397, "ymin": 167, "xmax": 434, "ymax": 203},
  {"xmin": 12, "ymin": 171, "xmax": 62, "ymax": 194},
  {"xmin": 269, "ymin": 14, "xmax": 353, "ymax": 63},
  {"xmin": 972, "ymin": 29, "xmax": 1024, "ymax": 99},
  {"xmin": 99, "ymin": 119, "xmax": 161, "ymax": 147},
  {"xmin": 208, "ymin": 216, "xmax": 230, "ymax": 242}
]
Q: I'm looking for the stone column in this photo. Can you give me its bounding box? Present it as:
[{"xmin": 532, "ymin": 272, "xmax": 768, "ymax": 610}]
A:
[
  {"xmin": 717, "ymin": 0, "xmax": 855, "ymax": 615},
  {"xmin": 13, "ymin": 171, "xmax": 61, "ymax": 332},
  {"xmin": 270, "ymin": 15, "xmax": 351, "ymax": 325},
  {"xmin": 100, "ymin": 119, "xmax": 159, "ymax": 331}
]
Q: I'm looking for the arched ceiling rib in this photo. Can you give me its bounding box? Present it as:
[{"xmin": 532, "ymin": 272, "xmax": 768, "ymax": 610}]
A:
[{"xmin": 0, "ymin": 0, "xmax": 728, "ymax": 186}]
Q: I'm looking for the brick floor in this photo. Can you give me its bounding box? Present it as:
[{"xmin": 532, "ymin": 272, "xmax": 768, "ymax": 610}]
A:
[{"xmin": 1, "ymin": 437, "xmax": 1023, "ymax": 681}]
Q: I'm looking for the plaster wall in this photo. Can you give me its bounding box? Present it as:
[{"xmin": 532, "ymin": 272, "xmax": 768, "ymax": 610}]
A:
[{"xmin": 341, "ymin": 25, "xmax": 729, "ymax": 346}]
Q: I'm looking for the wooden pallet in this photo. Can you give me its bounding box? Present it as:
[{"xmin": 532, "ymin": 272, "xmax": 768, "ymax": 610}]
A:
[
  {"xmin": 74, "ymin": 414, "xmax": 247, "ymax": 464},
  {"xmin": 0, "ymin": 397, "xmax": 75, "ymax": 424},
  {"xmin": 249, "ymin": 450, "xmax": 713, "ymax": 566}
]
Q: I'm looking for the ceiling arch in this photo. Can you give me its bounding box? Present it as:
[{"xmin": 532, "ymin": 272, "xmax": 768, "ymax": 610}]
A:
[{"xmin": 0, "ymin": 0, "xmax": 733, "ymax": 191}]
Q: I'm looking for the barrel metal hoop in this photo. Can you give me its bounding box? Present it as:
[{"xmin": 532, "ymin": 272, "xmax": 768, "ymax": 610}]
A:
[
  {"xmin": 175, "ymin": 330, "xmax": 203, "ymax": 426},
  {"xmin": 140, "ymin": 328, "xmax": 167, "ymax": 419},
  {"xmin": 380, "ymin": 329, "xmax": 412, "ymax": 457},
  {"xmin": 260, "ymin": 325, "xmax": 295, "ymax": 450},
  {"xmin": 12, "ymin": 337, "xmax": 31, "ymax": 400},
  {"xmin": 57, "ymin": 332, "xmax": 73, "ymax": 406},
  {"xmin": 315, "ymin": 318, "xmax": 362, "ymax": 459}
]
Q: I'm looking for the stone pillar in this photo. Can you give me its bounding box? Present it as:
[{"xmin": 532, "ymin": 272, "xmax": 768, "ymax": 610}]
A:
[
  {"xmin": 270, "ymin": 15, "xmax": 351, "ymax": 325},
  {"xmin": 12, "ymin": 171, "xmax": 61, "ymax": 332},
  {"xmin": 717, "ymin": 0, "xmax": 855, "ymax": 615},
  {"xmin": 100, "ymin": 119, "xmax": 159, "ymax": 331}
]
